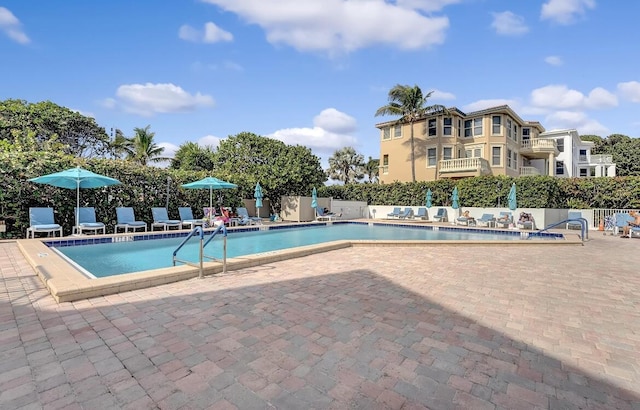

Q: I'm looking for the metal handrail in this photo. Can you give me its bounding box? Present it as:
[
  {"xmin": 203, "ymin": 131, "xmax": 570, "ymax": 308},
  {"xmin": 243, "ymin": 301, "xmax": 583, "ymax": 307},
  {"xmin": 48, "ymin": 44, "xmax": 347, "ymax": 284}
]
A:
[
  {"xmin": 530, "ymin": 218, "xmax": 588, "ymax": 243},
  {"xmin": 172, "ymin": 225, "xmax": 228, "ymax": 278}
]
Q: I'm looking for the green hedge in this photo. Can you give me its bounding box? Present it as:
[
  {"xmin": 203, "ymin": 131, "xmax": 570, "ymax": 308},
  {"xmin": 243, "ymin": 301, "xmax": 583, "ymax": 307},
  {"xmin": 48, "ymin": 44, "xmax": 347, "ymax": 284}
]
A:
[
  {"xmin": 0, "ymin": 151, "xmax": 256, "ymax": 238},
  {"xmin": 319, "ymin": 176, "xmax": 640, "ymax": 210}
]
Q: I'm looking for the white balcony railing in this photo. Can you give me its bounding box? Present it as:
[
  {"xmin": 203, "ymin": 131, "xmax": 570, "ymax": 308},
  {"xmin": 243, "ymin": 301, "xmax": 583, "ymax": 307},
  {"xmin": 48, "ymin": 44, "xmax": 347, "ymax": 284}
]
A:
[
  {"xmin": 590, "ymin": 154, "xmax": 614, "ymax": 165},
  {"xmin": 439, "ymin": 158, "xmax": 490, "ymax": 174},
  {"xmin": 521, "ymin": 139, "xmax": 557, "ymax": 150},
  {"xmin": 519, "ymin": 166, "xmax": 541, "ymax": 176}
]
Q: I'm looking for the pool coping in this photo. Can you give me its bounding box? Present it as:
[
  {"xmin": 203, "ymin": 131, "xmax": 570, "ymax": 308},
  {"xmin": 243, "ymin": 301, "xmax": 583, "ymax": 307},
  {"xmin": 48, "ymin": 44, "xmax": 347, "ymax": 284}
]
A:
[{"xmin": 17, "ymin": 221, "xmax": 582, "ymax": 303}]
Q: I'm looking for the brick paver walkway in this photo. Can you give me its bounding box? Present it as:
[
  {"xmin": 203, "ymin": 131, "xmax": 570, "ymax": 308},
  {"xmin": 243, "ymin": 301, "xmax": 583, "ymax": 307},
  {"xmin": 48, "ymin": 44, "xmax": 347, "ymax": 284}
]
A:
[{"xmin": 1, "ymin": 234, "xmax": 639, "ymax": 409}]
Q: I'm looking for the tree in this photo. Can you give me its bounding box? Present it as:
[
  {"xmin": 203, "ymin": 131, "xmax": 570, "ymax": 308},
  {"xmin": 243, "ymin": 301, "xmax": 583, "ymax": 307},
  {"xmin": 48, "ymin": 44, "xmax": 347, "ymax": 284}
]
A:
[
  {"xmin": 365, "ymin": 156, "xmax": 380, "ymax": 183},
  {"xmin": 588, "ymin": 133, "xmax": 640, "ymax": 176},
  {"xmin": 212, "ymin": 132, "xmax": 326, "ymax": 212},
  {"xmin": 0, "ymin": 99, "xmax": 111, "ymax": 157},
  {"xmin": 374, "ymin": 85, "xmax": 447, "ymax": 182},
  {"xmin": 170, "ymin": 142, "xmax": 216, "ymax": 171},
  {"xmin": 327, "ymin": 147, "xmax": 365, "ymax": 184},
  {"xmin": 123, "ymin": 125, "xmax": 168, "ymax": 166}
]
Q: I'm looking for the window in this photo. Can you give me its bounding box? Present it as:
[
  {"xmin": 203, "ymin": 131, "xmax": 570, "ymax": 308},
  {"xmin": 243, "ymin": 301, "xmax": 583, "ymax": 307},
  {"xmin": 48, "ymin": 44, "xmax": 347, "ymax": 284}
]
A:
[
  {"xmin": 443, "ymin": 147, "xmax": 452, "ymax": 160},
  {"xmin": 382, "ymin": 128, "xmax": 390, "ymax": 140},
  {"xmin": 428, "ymin": 119, "xmax": 437, "ymax": 136},
  {"xmin": 382, "ymin": 155, "xmax": 389, "ymax": 174},
  {"xmin": 579, "ymin": 149, "xmax": 587, "ymax": 162},
  {"xmin": 522, "ymin": 128, "xmax": 530, "ymax": 142},
  {"xmin": 512, "ymin": 151, "xmax": 518, "ymax": 169},
  {"xmin": 394, "ymin": 125, "xmax": 402, "ymax": 138},
  {"xmin": 465, "ymin": 147, "xmax": 482, "ymax": 158},
  {"xmin": 507, "ymin": 149, "xmax": 512, "ymax": 168},
  {"xmin": 556, "ymin": 160, "xmax": 564, "ymax": 175},
  {"xmin": 506, "ymin": 119, "xmax": 512, "ymax": 139},
  {"xmin": 492, "ymin": 146, "xmax": 501, "ymax": 166},
  {"xmin": 464, "ymin": 120, "xmax": 472, "ymax": 137},
  {"xmin": 473, "ymin": 118, "xmax": 482, "ymax": 136},
  {"xmin": 458, "ymin": 119, "xmax": 461, "ymax": 137},
  {"xmin": 492, "ymin": 116, "xmax": 501, "ymax": 134},
  {"xmin": 443, "ymin": 118, "xmax": 452, "ymax": 136},
  {"xmin": 579, "ymin": 168, "xmax": 588, "ymax": 177},
  {"xmin": 427, "ymin": 148, "xmax": 437, "ymax": 166},
  {"xmin": 512, "ymin": 124, "xmax": 518, "ymax": 142},
  {"xmin": 556, "ymin": 138, "xmax": 564, "ymax": 152}
]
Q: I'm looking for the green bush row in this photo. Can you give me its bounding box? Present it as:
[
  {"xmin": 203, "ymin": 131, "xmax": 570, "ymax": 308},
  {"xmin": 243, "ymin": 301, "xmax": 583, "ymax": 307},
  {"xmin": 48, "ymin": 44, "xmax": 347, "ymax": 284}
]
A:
[{"xmin": 319, "ymin": 176, "xmax": 640, "ymax": 210}]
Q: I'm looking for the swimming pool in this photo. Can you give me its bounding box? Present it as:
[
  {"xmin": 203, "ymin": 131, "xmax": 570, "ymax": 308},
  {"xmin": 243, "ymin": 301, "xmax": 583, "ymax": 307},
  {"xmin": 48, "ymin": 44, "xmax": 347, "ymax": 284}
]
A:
[{"xmin": 50, "ymin": 222, "xmax": 554, "ymax": 278}]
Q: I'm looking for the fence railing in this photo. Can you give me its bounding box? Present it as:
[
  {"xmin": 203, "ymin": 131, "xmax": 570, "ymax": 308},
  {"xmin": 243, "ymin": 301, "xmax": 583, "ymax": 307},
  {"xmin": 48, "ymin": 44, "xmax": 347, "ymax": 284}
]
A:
[{"xmin": 591, "ymin": 208, "xmax": 638, "ymax": 228}]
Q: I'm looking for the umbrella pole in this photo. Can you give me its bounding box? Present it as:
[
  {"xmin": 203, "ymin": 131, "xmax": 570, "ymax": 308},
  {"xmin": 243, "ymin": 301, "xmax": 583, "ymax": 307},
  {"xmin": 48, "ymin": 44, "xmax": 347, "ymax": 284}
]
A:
[{"xmin": 76, "ymin": 182, "xmax": 80, "ymax": 235}]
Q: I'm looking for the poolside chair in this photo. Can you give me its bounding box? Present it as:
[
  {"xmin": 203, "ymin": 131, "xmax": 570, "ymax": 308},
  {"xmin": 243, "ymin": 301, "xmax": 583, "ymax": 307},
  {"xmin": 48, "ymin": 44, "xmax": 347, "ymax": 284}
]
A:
[
  {"xmin": 27, "ymin": 207, "xmax": 63, "ymax": 239},
  {"xmin": 566, "ymin": 211, "xmax": 583, "ymax": 230},
  {"xmin": 516, "ymin": 212, "xmax": 535, "ymax": 230},
  {"xmin": 115, "ymin": 207, "xmax": 147, "ymax": 233},
  {"xmin": 151, "ymin": 207, "xmax": 182, "ymax": 231},
  {"xmin": 476, "ymin": 213, "xmax": 495, "ymax": 227},
  {"xmin": 456, "ymin": 211, "xmax": 475, "ymax": 226},
  {"xmin": 432, "ymin": 208, "xmax": 448, "ymax": 222},
  {"xmin": 613, "ymin": 212, "xmax": 633, "ymax": 235},
  {"xmin": 237, "ymin": 207, "xmax": 262, "ymax": 225},
  {"xmin": 74, "ymin": 207, "xmax": 106, "ymax": 235},
  {"xmin": 386, "ymin": 207, "xmax": 401, "ymax": 219},
  {"xmin": 495, "ymin": 212, "xmax": 513, "ymax": 228},
  {"xmin": 178, "ymin": 207, "xmax": 204, "ymax": 229},
  {"xmin": 398, "ymin": 208, "xmax": 414, "ymax": 219},
  {"xmin": 414, "ymin": 207, "xmax": 429, "ymax": 220}
]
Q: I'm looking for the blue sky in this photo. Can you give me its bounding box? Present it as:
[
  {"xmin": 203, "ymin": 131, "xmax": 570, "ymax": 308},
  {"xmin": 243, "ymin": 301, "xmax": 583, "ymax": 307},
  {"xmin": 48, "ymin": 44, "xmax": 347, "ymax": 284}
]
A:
[{"xmin": 1, "ymin": 0, "xmax": 639, "ymax": 171}]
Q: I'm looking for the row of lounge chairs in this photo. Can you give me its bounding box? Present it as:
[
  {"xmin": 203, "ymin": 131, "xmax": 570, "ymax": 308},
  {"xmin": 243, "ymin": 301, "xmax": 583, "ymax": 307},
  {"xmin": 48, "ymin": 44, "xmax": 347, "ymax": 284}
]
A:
[
  {"xmin": 386, "ymin": 207, "xmax": 447, "ymax": 222},
  {"xmin": 26, "ymin": 206, "xmax": 262, "ymax": 238},
  {"xmin": 384, "ymin": 208, "xmax": 536, "ymax": 230}
]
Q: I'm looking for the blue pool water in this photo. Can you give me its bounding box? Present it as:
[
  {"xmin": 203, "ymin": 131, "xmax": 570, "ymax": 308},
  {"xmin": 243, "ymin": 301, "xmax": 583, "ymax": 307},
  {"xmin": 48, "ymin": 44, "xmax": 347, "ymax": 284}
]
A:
[{"xmin": 53, "ymin": 223, "xmax": 527, "ymax": 278}]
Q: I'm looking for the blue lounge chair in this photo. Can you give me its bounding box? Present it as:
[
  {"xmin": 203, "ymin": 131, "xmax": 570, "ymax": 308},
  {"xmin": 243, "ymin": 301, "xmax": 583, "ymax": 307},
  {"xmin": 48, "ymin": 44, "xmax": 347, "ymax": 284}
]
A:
[
  {"xmin": 398, "ymin": 208, "xmax": 414, "ymax": 219},
  {"xmin": 476, "ymin": 213, "xmax": 495, "ymax": 227},
  {"xmin": 151, "ymin": 207, "xmax": 182, "ymax": 231},
  {"xmin": 115, "ymin": 207, "xmax": 147, "ymax": 233},
  {"xmin": 386, "ymin": 207, "xmax": 401, "ymax": 218},
  {"xmin": 238, "ymin": 207, "xmax": 262, "ymax": 225},
  {"xmin": 74, "ymin": 207, "xmax": 106, "ymax": 235},
  {"xmin": 27, "ymin": 207, "xmax": 63, "ymax": 239},
  {"xmin": 178, "ymin": 207, "xmax": 204, "ymax": 229},
  {"xmin": 566, "ymin": 211, "xmax": 582, "ymax": 230},
  {"xmin": 613, "ymin": 212, "xmax": 632, "ymax": 236},
  {"xmin": 432, "ymin": 208, "xmax": 448, "ymax": 222},
  {"xmin": 496, "ymin": 212, "xmax": 513, "ymax": 228},
  {"xmin": 415, "ymin": 208, "xmax": 428, "ymax": 220}
]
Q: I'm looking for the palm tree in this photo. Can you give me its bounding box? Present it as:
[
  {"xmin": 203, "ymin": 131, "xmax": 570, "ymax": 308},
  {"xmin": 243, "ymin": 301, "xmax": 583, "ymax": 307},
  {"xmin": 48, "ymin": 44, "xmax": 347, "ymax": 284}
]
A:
[
  {"xmin": 364, "ymin": 156, "xmax": 379, "ymax": 183},
  {"xmin": 375, "ymin": 84, "xmax": 447, "ymax": 182},
  {"xmin": 327, "ymin": 147, "xmax": 365, "ymax": 184},
  {"xmin": 123, "ymin": 125, "xmax": 168, "ymax": 166}
]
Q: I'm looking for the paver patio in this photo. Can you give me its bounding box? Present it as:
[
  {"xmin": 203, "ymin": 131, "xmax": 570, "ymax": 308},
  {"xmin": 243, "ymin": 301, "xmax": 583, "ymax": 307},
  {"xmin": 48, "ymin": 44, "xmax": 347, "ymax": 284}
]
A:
[{"xmin": 1, "ymin": 233, "xmax": 639, "ymax": 409}]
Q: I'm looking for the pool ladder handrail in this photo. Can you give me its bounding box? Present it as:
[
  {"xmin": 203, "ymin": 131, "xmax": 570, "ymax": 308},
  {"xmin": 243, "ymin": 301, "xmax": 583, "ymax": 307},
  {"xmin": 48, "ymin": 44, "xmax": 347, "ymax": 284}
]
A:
[
  {"xmin": 529, "ymin": 217, "xmax": 588, "ymax": 243},
  {"xmin": 172, "ymin": 225, "xmax": 228, "ymax": 278}
]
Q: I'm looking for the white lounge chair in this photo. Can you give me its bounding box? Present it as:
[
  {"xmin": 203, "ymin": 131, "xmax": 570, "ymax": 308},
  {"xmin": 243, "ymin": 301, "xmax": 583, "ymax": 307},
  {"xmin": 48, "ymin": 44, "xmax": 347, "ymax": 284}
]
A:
[
  {"xmin": 115, "ymin": 207, "xmax": 147, "ymax": 233},
  {"xmin": 27, "ymin": 207, "xmax": 63, "ymax": 239},
  {"xmin": 151, "ymin": 207, "xmax": 182, "ymax": 231},
  {"xmin": 74, "ymin": 207, "xmax": 106, "ymax": 235}
]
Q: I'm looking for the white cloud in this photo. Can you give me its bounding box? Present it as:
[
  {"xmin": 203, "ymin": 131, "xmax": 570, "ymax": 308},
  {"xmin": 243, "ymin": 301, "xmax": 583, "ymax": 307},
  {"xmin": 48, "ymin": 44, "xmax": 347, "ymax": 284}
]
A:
[
  {"xmin": 491, "ymin": 11, "xmax": 529, "ymax": 36},
  {"xmin": 110, "ymin": 83, "xmax": 215, "ymax": 116},
  {"xmin": 395, "ymin": 0, "xmax": 462, "ymax": 12},
  {"xmin": 544, "ymin": 110, "xmax": 608, "ymax": 135},
  {"xmin": 179, "ymin": 22, "xmax": 233, "ymax": 43},
  {"xmin": 158, "ymin": 142, "xmax": 180, "ymax": 158},
  {"xmin": 431, "ymin": 89, "xmax": 456, "ymax": 101},
  {"xmin": 0, "ymin": 7, "xmax": 30, "ymax": 44},
  {"xmin": 464, "ymin": 99, "xmax": 519, "ymax": 112},
  {"xmin": 198, "ymin": 135, "xmax": 222, "ymax": 148},
  {"xmin": 313, "ymin": 108, "xmax": 357, "ymax": 134},
  {"xmin": 529, "ymin": 84, "xmax": 616, "ymax": 110},
  {"xmin": 617, "ymin": 81, "xmax": 640, "ymax": 103},
  {"xmin": 268, "ymin": 108, "xmax": 359, "ymax": 160},
  {"xmin": 544, "ymin": 55, "xmax": 563, "ymax": 66},
  {"xmin": 541, "ymin": 0, "xmax": 595, "ymax": 24},
  {"xmin": 200, "ymin": 0, "xmax": 450, "ymax": 54}
]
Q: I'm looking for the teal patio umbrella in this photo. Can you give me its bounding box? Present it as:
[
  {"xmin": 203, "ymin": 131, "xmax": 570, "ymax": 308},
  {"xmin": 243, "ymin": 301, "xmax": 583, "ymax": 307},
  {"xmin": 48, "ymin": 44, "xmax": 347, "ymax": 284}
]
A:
[
  {"xmin": 29, "ymin": 166, "xmax": 121, "ymax": 232},
  {"xmin": 451, "ymin": 186, "xmax": 459, "ymax": 210},
  {"xmin": 425, "ymin": 188, "xmax": 433, "ymax": 208},
  {"xmin": 254, "ymin": 182, "xmax": 263, "ymax": 216},
  {"xmin": 311, "ymin": 187, "xmax": 318, "ymax": 209},
  {"xmin": 182, "ymin": 176, "xmax": 238, "ymax": 211},
  {"xmin": 508, "ymin": 183, "xmax": 517, "ymax": 211}
]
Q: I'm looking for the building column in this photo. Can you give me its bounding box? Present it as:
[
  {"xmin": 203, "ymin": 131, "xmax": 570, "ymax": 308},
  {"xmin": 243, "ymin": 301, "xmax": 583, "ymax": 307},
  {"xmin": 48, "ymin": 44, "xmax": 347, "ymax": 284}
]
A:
[{"xmin": 548, "ymin": 153, "xmax": 555, "ymax": 176}]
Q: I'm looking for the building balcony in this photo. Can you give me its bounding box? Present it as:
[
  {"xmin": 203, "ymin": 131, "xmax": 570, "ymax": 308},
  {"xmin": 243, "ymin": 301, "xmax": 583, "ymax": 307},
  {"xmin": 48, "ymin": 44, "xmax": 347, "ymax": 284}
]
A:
[
  {"xmin": 578, "ymin": 155, "xmax": 588, "ymax": 163},
  {"xmin": 520, "ymin": 139, "xmax": 558, "ymax": 159},
  {"xmin": 438, "ymin": 158, "xmax": 491, "ymax": 178},
  {"xmin": 589, "ymin": 154, "xmax": 614, "ymax": 165},
  {"xmin": 519, "ymin": 166, "xmax": 541, "ymax": 176}
]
